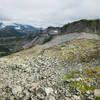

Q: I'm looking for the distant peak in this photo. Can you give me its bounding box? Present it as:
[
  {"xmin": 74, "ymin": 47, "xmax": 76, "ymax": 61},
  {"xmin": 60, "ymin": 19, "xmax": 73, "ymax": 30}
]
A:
[{"xmin": 2, "ymin": 21, "xmax": 16, "ymax": 26}]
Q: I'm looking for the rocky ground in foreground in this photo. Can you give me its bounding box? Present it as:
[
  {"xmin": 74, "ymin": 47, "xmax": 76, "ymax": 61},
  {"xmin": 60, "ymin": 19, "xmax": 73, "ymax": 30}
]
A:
[{"xmin": 0, "ymin": 33, "xmax": 100, "ymax": 100}]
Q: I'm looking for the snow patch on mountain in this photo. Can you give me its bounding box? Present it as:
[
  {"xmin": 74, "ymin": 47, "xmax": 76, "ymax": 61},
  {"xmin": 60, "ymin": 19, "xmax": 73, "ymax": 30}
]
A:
[
  {"xmin": 0, "ymin": 21, "xmax": 40, "ymax": 34},
  {"xmin": 15, "ymin": 26, "xmax": 21, "ymax": 30}
]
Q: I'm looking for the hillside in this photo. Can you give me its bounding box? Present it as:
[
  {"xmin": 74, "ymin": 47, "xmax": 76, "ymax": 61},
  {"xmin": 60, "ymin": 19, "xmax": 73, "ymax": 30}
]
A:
[
  {"xmin": 0, "ymin": 32, "xmax": 100, "ymax": 100},
  {"xmin": 1, "ymin": 19, "xmax": 100, "ymax": 57},
  {"xmin": 0, "ymin": 22, "xmax": 40, "ymax": 36},
  {"xmin": 61, "ymin": 19, "xmax": 100, "ymax": 34},
  {"xmin": 22, "ymin": 19, "xmax": 100, "ymax": 49},
  {"xmin": 0, "ymin": 22, "xmax": 40, "ymax": 57}
]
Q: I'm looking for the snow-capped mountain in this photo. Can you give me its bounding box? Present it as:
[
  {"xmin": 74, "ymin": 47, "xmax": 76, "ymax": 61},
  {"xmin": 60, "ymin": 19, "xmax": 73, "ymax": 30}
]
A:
[{"xmin": 0, "ymin": 22, "xmax": 40, "ymax": 37}]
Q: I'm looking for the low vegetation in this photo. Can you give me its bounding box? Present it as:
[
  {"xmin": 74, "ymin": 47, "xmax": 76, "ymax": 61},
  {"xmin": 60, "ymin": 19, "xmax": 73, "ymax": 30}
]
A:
[
  {"xmin": 43, "ymin": 38, "xmax": 100, "ymax": 64},
  {"xmin": 63, "ymin": 67, "xmax": 100, "ymax": 99},
  {"xmin": 61, "ymin": 19, "xmax": 100, "ymax": 33}
]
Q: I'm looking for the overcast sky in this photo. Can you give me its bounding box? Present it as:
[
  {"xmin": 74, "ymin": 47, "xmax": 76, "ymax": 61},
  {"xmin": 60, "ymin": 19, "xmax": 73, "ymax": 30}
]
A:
[{"xmin": 0, "ymin": 0, "xmax": 100, "ymax": 27}]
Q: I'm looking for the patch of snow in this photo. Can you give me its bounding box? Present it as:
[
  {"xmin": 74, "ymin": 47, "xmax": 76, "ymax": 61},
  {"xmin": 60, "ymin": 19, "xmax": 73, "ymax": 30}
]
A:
[
  {"xmin": 53, "ymin": 30, "xmax": 58, "ymax": 33},
  {"xmin": 15, "ymin": 26, "xmax": 21, "ymax": 30},
  {"xmin": 0, "ymin": 24, "xmax": 6, "ymax": 29}
]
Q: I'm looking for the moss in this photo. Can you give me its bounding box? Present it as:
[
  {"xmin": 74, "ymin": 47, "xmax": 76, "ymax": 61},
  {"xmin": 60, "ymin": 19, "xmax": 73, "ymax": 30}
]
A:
[
  {"xmin": 42, "ymin": 39, "xmax": 100, "ymax": 64},
  {"xmin": 64, "ymin": 39, "xmax": 100, "ymax": 62},
  {"xmin": 95, "ymin": 96, "xmax": 100, "ymax": 100},
  {"xmin": 67, "ymin": 81, "xmax": 95, "ymax": 93},
  {"xmin": 64, "ymin": 67, "xmax": 100, "ymax": 93},
  {"xmin": 63, "ymin": 71, "xmax": 77, "ymax": 80}
]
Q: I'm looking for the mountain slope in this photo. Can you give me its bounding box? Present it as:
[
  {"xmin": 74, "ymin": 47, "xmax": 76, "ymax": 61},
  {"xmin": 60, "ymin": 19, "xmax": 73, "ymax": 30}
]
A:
[
  {"xmin": 0, "ymin": 32, "xmax": 100, "ymax": 100},
  {"xmin": 0, "ymin": 22, "xmax": 40, "ymax": 56},
  {"xmin": 61, "ymin": 19, "xmax": 100, "ymax": 33},
  {"xmin": 0, "ymin": 22, "xmax": 40, "ymax": 37},
  {"xmin": 0, "ymin": 19, "xmax": 100, "ymax": 100},
  {"xmin": 22, "ymin": 19, "xmax": 100, "ymax": 49}
]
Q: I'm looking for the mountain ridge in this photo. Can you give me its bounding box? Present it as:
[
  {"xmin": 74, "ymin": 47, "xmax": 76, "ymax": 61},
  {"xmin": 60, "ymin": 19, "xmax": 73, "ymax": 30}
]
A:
[
  {"xmin": 0, "ymin": 22, "xmax": 40, "ymax": 37},
  {"xmin": 61, "ymin": 19, "xmax": 100, "ymax": 34},
  {"xmin": 1, "ymin": 19, "xmax": 100, "ymax": 57}
]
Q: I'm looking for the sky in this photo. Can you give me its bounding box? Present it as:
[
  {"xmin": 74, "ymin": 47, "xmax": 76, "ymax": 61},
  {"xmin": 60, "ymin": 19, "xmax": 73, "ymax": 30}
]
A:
[{"xmin": 0, "ymin": 0, "xmax": 100, "ymax": 27}]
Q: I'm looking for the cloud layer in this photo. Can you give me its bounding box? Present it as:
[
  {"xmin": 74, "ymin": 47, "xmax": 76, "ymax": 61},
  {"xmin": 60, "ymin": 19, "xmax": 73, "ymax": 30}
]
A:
[{"xmin": 0, "ymin": 0, "xmax": 100, "ymax": 27}]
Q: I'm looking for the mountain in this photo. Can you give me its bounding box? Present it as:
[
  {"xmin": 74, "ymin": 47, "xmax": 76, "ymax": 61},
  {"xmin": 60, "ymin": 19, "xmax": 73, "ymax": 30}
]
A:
[
  {"xmin": 21, "ymin": 19, "xmax": 100, "ymax": 49},
  {"xmin": 1, "ymin": 19, "xmax": 100, "ymax": 54},
  {"xmin": 0, "ymin": 22, "xmax": 40, "ymax": 37},
  {"xmin": 0, "ymin": 26, "xmax": 24, "ymax": 37},
  {"xmin": 61, "ymin": 19, "xmax": 100, "ymax": 33},
  {"xmin": 0, "ymin": 19, "xmax": 100, "ymax": 100},
  {"xmin": 0, "ymin": 22, "xmax": 40, "ymax": 56}
]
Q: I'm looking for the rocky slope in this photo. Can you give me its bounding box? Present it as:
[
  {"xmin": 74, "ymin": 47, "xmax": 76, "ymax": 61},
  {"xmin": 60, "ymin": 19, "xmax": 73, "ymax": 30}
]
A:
[
  {"xmin": 1, "ymin": 19, "xmax": 100, "ymax": 56},
  {"xmin": 0, "ymin": 32, "xmax": 100, "ymax": 100},
  {"xmin": 22, "ymin": 19, "xmax": 100, "ymax": 49},
  {"xmin": 61, "ymin": 19, "xmax": 100, "ymax": 34}
]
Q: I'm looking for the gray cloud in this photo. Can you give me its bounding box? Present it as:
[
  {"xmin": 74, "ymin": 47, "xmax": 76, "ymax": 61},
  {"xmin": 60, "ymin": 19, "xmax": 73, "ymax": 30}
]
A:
[{"xmin": 0, "ymin": 0, "xmax": 100, "ymax": 27}]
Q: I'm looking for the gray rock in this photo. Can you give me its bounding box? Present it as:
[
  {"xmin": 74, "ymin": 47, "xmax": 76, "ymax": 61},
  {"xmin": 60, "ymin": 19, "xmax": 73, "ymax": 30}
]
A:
[
  {"xmin": 94, "ymin": 89, "xmax": 100, "ymax": 97},
  {"xmin": 36, "ymin": 88, "xmax": 47, "ymax": 99},
  {"xmin": 45, "ymin": 87, "xmax": 53, "ymax": 95},
  {"xmin": 45, "ymin": 95, "xmax": 56, "ymax": 100}
]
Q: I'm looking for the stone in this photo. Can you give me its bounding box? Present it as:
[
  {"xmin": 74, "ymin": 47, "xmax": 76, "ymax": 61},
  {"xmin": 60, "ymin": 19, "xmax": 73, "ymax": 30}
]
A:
[
  {"xmin": 36, "ymin": 88, "xmax": 47, "ymax": 99},
  {"xmin": 94, "ymin": 89, "xmax": 100, "ymax": 97},
  {"xmin": 86, "ymin": 91, "xmax": 90, "ymax": 94},
  {"xmin": 65, "ymin": 97, "xmax": 72, "ymax": 100},
  {"xmin": 73, "ymin": 95, "xmax": 81, "ymax": 100},
  {"xmin": 0, "ymin": 96, "xmax": 5, "ymax": 100},
  {"xmin": 45, "ymin": 95, "xmax": 56, "ymax": 100},
  {"xmin": 10, "ymin": 96, "xmax": 14, "ymax": 100},
  {"xmin": 12, "ymin": 85, "xmax": 22, "ymax": 95},
  {"xmin": 21, "ymin": 96, "xmax": 28, "ymax": 100},
  {"xmin": 45, "ymin": 87, "xmax": 53, "ymax": 95}
]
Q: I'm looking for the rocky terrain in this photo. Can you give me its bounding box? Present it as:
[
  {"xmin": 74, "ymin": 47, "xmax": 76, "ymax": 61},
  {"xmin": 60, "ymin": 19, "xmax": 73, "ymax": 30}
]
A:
[
  {"xmin": 1, "ymin": 19, "xmax": 100, "ymax": 57},
  {"xmin": 22, "ymin": 19, "xmax": 100, "ymax": 49},
  {"xmin": 61, "ymin": 19, "xmax": 100, "ymax": 34},
  {"xmin": 0, "ymin": 31, "xmax": 100, "ymax": 100}
]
